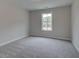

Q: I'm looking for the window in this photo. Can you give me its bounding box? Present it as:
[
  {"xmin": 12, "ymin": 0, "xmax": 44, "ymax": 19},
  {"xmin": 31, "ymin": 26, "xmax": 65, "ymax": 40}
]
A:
[{"xmin": 42, "ymin": 13, "xmax": 52, "ymax": 31}]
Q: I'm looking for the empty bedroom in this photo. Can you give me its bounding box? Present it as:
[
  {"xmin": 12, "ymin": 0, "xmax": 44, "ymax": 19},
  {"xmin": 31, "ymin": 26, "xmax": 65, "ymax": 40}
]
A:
[{"xmin": 0, "ymin": 0, "xmax": 79, "ymax": 58}]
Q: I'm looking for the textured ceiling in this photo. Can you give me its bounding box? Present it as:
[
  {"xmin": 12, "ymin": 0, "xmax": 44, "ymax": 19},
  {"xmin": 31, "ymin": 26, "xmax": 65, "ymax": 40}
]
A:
[{"xmin": 17, "ymin": 0, "xmax": 73, "ymax": 10}]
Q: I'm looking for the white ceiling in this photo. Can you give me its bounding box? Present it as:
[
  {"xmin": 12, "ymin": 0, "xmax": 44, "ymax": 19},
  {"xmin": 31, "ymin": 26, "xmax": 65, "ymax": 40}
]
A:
[{"xmin": 17, "ymin": 0, "xmax": 73, "ymax": 10}]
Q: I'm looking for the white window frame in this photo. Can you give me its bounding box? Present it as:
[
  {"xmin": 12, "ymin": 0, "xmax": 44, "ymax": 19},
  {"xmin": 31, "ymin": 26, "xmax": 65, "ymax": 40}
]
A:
[{"xmin": 41, "ymin": 13, "xmax": 53, "ymax": 31}]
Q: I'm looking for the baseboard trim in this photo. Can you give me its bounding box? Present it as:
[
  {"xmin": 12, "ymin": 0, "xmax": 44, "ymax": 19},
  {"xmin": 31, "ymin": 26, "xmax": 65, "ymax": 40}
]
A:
[
  {"xmin": 30, "ymin": 35, "xmax": 71, "ymax": 41},
  {"xmin": 0, "ymin": 35, "xmax": 27, "ymax": 47},
  {"xmin": 73, "ymin": 42, "xmax": 79, "ymax": 53}
]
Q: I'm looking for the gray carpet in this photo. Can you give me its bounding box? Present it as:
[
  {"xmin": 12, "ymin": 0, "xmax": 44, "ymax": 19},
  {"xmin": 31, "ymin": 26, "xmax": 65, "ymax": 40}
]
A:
[{"xmin": 0, "ymin": 37, "xmax": 79, "ymax": 58}]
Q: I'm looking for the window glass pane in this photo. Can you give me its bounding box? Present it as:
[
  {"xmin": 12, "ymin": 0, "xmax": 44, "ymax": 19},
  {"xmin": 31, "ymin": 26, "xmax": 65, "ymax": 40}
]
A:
[
  {"xmin": 42, "ymin": 22, "xmax": 47, "ymax": 30},
  {"xmin": 42, "ymin": 16, "xmax": 48, "ymax": 22},
  {"xmin": 47, "ymin": 28, "xmax": 52, "ymax": 31},
  {"xmin": 42, "ymin": 23, "xmax": 47, "ymax": 27}
]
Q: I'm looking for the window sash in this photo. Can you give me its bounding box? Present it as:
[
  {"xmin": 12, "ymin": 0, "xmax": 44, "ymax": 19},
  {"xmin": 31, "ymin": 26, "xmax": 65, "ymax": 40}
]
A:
[{"xmin": 42, "ymin": 13, "xmax": 52, "ymax": 31}]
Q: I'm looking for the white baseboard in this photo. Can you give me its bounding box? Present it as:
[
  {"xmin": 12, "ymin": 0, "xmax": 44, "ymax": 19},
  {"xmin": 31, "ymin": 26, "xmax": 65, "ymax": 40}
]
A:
[
  {"xmin": 30, "ymin": 35, "xmax": 71, "ymax": 41},
  {"xmin": 0, "ymin": 35, "xmax": 27, "ymax": 47},
  {"xmin": 73, "ymin": 43, "xmax": 79, "ymax": 53},
  {"xmin": 72, "ymin": 40, "xmax": 79, "ymax": 53}
]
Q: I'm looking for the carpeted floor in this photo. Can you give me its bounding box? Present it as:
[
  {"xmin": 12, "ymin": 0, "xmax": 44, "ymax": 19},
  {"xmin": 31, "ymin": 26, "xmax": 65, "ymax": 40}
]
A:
[{"xmin": 0, "ymin": 37, "xmax": 79, "ymax": 58}]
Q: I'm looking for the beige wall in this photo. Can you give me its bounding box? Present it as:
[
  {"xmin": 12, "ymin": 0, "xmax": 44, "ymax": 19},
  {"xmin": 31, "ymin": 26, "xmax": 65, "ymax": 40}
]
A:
[
  {"xmin": 0, "ymin": 0, "xmax": 29, "ymax": 44},
  {"xmin": 30, "ymin": 6, "xmax": 71, "ymax": 40},
  {"xmin": 72, "ymin": 0, "xmax": 79, "ymax": 52}
]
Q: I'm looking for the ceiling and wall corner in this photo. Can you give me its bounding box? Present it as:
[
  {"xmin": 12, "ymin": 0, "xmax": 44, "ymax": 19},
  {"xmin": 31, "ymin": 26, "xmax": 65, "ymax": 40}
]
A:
[{"xmin": 17, "ymin": 0, "xmax": 73, "ymax": 10}]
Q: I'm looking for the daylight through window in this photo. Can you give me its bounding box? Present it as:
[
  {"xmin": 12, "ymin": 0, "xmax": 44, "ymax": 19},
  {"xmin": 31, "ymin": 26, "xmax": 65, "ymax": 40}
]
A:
[{"xmin": 42, "ymin": 13, "xmax": 52, "ymax": 31}]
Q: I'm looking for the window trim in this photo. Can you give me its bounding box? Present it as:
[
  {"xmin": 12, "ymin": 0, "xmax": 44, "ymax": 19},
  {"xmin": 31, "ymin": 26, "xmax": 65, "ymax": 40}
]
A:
[{"xmin": 41, "ymin": 13, "xmax": 53, "ymax": 31}]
